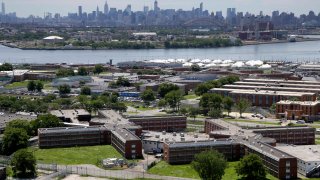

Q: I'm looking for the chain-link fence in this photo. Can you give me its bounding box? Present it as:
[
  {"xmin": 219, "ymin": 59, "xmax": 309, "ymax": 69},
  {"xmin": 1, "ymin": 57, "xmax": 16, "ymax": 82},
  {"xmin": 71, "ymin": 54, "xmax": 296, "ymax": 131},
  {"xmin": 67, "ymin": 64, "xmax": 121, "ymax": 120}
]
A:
[{"xmin": 37, "ymin": 163, "xmax": 193, "ymax": 180}]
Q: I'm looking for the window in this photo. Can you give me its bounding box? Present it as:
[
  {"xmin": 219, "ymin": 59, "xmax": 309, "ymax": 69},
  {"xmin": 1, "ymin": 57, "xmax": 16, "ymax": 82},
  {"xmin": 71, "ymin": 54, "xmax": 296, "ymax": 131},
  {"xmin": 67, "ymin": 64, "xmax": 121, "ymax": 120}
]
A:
[{"xmin": 132, "ymin": 144, "xmax": 136, "ymax": 148}]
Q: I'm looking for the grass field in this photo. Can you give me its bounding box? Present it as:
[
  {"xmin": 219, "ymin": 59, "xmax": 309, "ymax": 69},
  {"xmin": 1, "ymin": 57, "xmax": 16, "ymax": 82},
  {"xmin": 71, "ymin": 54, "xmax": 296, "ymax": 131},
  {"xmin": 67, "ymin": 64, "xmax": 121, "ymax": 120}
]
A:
[
  {"xmin": 148, "ymin": 161, "xmax": 278, "ymax": 180},
  {"xmin": 223, "ymin": 118, "xmax": 281, "ymax": 126},
  {"xmin": 29, "ymin": 145, "xmax": 122, "ymax": 165},
  {"xmin": 187, "ymin": 120, "xmax": 205, "ymax": 126},
  {"xmin": 316, "ymin": 138, "xmax": 320, "ymax": 145},
  {"xmin": 5, "ymin": 81, "xmax": 30, "ymax": 89},
  {"xmin": 5, "ymin": 80, "xmax": 50, "ymax": 89},
  {"xmin": 183, "ymin": 94, "xmax": 199, "ymax": 100}
]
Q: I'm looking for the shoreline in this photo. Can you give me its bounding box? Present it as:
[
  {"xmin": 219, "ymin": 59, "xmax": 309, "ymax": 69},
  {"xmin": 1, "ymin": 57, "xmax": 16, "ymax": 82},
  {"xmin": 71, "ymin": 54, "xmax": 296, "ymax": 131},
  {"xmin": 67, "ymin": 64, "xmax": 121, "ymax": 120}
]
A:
[{"xmin": 1, "ymin": 38, "xmax": 320, "ymax": 51}]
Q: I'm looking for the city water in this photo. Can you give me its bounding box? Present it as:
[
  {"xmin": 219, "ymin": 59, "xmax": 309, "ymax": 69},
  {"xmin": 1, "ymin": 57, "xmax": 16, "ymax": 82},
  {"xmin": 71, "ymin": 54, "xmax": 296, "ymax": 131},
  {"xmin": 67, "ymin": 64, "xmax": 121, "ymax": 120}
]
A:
[{"xmin": 1, "ymin": 40, "xmax": 320, "ymax": 64}]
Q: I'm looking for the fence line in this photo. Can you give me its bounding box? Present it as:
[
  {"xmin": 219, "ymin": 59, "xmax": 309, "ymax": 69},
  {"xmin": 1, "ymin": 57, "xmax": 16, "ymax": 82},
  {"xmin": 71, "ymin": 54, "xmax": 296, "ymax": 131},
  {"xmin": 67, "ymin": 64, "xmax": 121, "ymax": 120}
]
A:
[{"xmin": 37, "ymin": 163, "xmax": 194, "ymax": 180}]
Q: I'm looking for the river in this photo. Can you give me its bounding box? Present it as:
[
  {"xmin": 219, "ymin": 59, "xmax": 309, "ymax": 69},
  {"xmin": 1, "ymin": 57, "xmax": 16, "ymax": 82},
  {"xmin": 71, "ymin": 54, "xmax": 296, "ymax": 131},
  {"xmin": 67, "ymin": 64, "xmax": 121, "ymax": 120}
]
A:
[{"xmin": 1, "ymin": 40, "xmax": 320, "ymax": 64}]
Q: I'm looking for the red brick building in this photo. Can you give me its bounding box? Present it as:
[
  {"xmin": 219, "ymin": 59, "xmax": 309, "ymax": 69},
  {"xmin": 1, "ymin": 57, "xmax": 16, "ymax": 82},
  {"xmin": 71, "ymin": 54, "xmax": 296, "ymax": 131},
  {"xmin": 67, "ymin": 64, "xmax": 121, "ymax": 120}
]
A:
[
  {"xmin": 276, "ymin": 101, "xmax": 320, "ymax": 121},
  {"xmin": 128, "ymin": 115, "xmax": 187, "ymax": 132}
]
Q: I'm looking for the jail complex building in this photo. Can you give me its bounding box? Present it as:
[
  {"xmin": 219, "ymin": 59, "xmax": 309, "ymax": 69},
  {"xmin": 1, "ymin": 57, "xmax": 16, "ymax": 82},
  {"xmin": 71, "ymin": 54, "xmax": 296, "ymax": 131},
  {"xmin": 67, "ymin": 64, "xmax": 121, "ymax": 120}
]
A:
[
  {"xmin": 163, "ymin": 119, "xmax": 317, "ymax": 179},
  {"xmin": 38, "ymin": 126, "xmax": 143, "ymax": 159},
  {"xmin": 210, "ymin": 78, "xmax": 320, "ymax": 107}
]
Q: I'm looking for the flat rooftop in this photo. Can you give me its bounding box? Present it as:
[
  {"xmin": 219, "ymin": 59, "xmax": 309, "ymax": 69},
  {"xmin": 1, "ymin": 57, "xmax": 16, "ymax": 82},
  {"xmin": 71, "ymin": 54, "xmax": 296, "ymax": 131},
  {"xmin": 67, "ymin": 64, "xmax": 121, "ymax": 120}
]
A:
[
  {"xmin": 234, "ymin": 81, "xmax": 320, "ymax": 89},
  {"xmin": 165, "ymin": 139, "xmax": 235, "ymax": 148},
  {"xmin": 276, "ymin": 100, "xmax": 320, "ymax": 106},
  {"xmin": 50, "ymin": 109, "xmax": 90, "ymax": 124},
  {"xmin": 211, "ymin": 88, "xmax": 315, "ymax": 96},
  {"xmin": 97, "ymin": 109, "xmax": 130, "ymax": 125},
  {"xmin": 275, "ymin": 145, "xmax": 320, "ymax": 162},
  {"xmin": 223, "ymin": 84, "xmax": 320, "ymax": 93},
  {"xmin": 112, "ymin": 128, "xmax": 140, "ymax": 143},
  {"xmin": 243, "ymin": 78, "xmax": 320, "ymax": 85},
  {"xmin": 143, "ymin": 131, "xmax": 211, "ymax": 142}
]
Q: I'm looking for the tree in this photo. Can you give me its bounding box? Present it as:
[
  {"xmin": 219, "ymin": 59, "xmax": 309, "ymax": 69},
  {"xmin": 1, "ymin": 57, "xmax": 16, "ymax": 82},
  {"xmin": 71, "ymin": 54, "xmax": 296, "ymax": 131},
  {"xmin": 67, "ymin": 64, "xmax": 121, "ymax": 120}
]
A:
[
  {"xmin": 6, "ymin": 119, "xmax": 33, "ymax": 136},
  {"xmin": 158, "ymin": 83, "xmax": 179, "ymax": 98},
  {"xmin": 2, "ymin": 128, "xmax": 29, "ymax": 155},
  {"xmin": 93, "ymin": 64, "xmax": 104, "ymax": 74},
  {"xmin": 78, "ymin": 67, "xmax": 88, "ymax": 76},
  {"xmin": 27, "ymin": 81, "xmax": 36, "ymax": 92},
  {"xmin": 223, "ymin": 97, "xmax": 234, "ymax": 116},
  {"xmin": 195, "ymin": 83, "xmax": 212, "ymax": 96},
  {"xmin": 165, "ymin": 90, "xmax": 183, "ymax": 112},
  {"xmin": 270, "ymin": 103, "xmax": 276, "ymax": 114},
  {"xmin": 189, "ymin": 107, "xmax": 199, "ymax": 121},
  {"xmin": 208, "ymin": 108, "xmax": 222, "ymax": 118},
  {"xmin": 11, "ymin": 149, "xmax": 36, "ymax": 178},
  {"xmin": 58, "ymin": 84, "xmax": 71, "ymax": 95},
  {"xmin": 236, "ymin": 154, "xmax": 267, "ymax": 180},
  {"xmin": 80, "ymin": 86, "xmax": 91, "ymax": 95},
  {"xmin": 141, "ymin": 89, "xmax": 155, "ymax": 104},
  {"xmin": 158, "ymin": 99, "xmax": 167, "ymax": 109},
  {"xmin": 31, "ymin": 114, "xmax": 61, "ymax": 134},
  {"xmin": 0, "ymin": 63, "xmax": 13, "ymax": 71},
  {"xmin": 236, "ymin": 99, "xmax": 251, "ymax": 118},
  {"xmin": 200, "ymin": 93, "xmax": 223, "ymax": 115},
  {"xmin": 56, "ymin": 69, "xmax": 75, "ymax": 77},
  {"xmin": 191, "ymin": 64, "xmax": 201, "ymax": 72},
  {"xmin": 192, "ymin": 150, "xmax": 227, "ymax": 180},
  {"xmin": 36, "ymin": 81, "xmax": 44, "ymax": 92},
  {"xmin": 179, "ymin": 107, "xmax": 188, "ymax": 116},
  {"xmin": 116, "ymin": 77, "xmax": 131, "ymax": 87}
]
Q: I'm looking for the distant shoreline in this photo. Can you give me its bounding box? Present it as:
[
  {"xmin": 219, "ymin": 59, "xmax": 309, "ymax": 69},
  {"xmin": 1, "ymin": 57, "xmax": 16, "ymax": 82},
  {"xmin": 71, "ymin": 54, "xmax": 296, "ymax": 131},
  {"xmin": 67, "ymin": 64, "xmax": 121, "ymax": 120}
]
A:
[{"xmin": 1, "ymin": 38, "xmax": 320, "ymax": 51}]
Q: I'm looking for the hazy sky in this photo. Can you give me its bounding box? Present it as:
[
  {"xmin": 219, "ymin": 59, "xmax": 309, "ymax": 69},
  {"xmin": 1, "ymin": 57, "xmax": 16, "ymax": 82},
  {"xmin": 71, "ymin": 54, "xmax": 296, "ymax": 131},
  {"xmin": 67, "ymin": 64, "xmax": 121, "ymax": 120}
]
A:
[{"xmin": 3, "ymin": 0, "xmax": 320, "ymax": 17}]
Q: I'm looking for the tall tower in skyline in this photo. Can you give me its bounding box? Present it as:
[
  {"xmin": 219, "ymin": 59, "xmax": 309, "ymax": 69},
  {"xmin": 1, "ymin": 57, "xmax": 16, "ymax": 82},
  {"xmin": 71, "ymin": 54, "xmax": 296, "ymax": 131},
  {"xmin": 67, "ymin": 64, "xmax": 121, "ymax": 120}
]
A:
[
  {"xmin": 78, "ymin": 6, "xmax": 82, "ymax": 17},
  {"xmin": 200, "ymin": 2, "xmax": 203, "ymax": 12},
  {"xmin": 104, "ymin": 1, "xmax": 109, "ymax": 15},
  {"xmin": 154, "ymin": 0, "xmax": 159, "ymax": 12},
  {"xmin": 1, "ymin": 2, "xmax": 5, "ymax": 15}
]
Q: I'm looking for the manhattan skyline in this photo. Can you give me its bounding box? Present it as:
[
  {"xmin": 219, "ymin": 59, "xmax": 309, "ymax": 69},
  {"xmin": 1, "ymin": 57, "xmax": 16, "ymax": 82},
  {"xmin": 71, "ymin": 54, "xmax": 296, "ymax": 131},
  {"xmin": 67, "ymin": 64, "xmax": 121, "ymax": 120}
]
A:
[{"xmin": 2, "ymin": 0, "xmax": 320, "ymax": 17}]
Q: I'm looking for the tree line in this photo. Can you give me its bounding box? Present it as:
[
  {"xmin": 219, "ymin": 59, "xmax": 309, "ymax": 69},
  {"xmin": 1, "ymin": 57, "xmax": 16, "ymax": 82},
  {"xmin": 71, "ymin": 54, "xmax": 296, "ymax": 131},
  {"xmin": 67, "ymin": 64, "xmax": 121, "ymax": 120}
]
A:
[{"xmin": 164, "ymin": 38, "xmax": 242, "ymax": 49}]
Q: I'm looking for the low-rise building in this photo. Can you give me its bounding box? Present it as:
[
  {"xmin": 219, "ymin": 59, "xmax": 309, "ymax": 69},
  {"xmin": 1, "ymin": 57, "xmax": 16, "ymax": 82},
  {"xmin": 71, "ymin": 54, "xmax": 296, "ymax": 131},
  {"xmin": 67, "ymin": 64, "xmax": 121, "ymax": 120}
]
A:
[
  {"xmin": 50, "ymin": 109, "xmax": 91, "ymax": 123},
  {"xmin": 128, "ymin": 115, "xmax": 187, "ymax": 132},
  {"xmin": 111, "ymin": 128, "xmax": 143, "ymax": 159},
  {"xmin": 275, "ymin": 145, "xmax": 320, "ymax": 177},
  {"xmin": 276, "ymin": 100, "xmax": 320, "ymax": 121}
]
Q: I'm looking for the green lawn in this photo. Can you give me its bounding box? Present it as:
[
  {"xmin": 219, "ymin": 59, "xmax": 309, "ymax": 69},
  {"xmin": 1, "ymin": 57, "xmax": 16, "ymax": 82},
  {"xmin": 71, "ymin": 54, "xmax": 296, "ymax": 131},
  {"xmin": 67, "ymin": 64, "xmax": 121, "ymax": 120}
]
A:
[
  {"xmin": 316, "ymin": 138, "xmax": 320, "ymax": 145},
  {"xmin": 29, "ymin": 145, "xmax": 122, "ymax": 165},
  {"xmin": 5, "ymin": 81, "xmax": 30, "ymax": 89},
  {"xmin": 148, "ymin": 161, "xmax": 278, "ymax": 180},
  {"xmin": 224, "ymin": 118, "xmax": 281, "ymax": 126},
  {"xmin": 187, "ymin": 120, "xmax": 205, "ymax": 126},
  {"xmin": 148, "ymin": 161, "xmax": 200, "ymax": 179},
  {"xmin": 5, "ymin": 80, "xmax": 50, "ymax": 89},
  {"xmin": 183, "ymin": 94, "xmax": 199, "ymax": 100}
]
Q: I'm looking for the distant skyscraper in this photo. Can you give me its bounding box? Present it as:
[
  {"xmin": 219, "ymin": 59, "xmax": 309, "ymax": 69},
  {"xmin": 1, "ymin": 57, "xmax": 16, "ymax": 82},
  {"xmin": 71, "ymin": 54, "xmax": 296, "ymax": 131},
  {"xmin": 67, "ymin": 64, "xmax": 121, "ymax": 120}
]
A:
[
  {"xmin": 1, "ymin": 2, "xmax": 5, "ymax": 15},
  {"xmin": 104, "ymin": 1, "xmax": 109, "ymax": 15},
  {"xmin": 125, "ymin": 5, "xmax": 132, "ymax": 15},
  {"xmin": 154, "ymin": 0, "xmax": 159, "ymax": 12},
  {"xmin": 78, "ymin": 6, "xmax": 82, "ymax": 17},
  {"xmin": 143, "ymin": 6, "xmax": 149, "ymax": 14},
  {"xmin": 96, "ymin": 6, "xmax": 100, "ymax": 14},
  {"xmin": 200, "ymin": 2, "xmax": 203, "ymax": 12}
]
